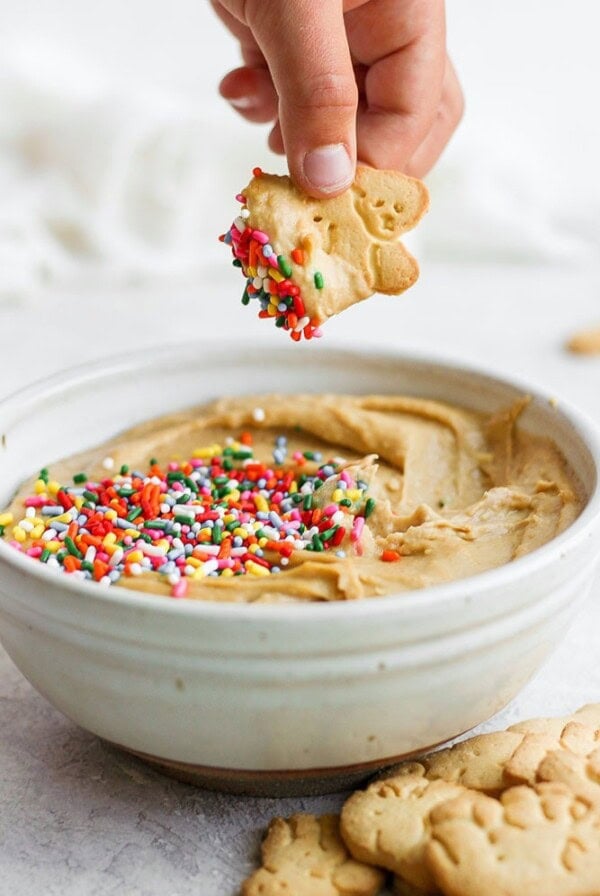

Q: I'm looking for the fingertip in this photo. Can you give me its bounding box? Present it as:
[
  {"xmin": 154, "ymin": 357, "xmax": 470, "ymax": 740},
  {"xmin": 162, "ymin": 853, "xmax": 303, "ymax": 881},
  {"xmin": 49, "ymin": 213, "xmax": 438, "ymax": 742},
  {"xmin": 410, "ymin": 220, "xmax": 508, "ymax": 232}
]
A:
[
  {"xmin": 219, "ymin": 66, "xmax": 278, "ymax": 124},
  {"xmin": 293, "ymin": 143, "xmax": 355, "ymax": 198}
]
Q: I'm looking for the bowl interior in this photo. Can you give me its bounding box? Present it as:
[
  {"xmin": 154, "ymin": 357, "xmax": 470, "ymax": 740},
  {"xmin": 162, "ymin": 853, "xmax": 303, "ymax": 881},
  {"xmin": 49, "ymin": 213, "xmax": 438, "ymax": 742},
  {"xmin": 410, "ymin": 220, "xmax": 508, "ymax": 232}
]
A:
[{"xmin": 0, "ymin": 342, "xmax": 597, "ymax": 507}]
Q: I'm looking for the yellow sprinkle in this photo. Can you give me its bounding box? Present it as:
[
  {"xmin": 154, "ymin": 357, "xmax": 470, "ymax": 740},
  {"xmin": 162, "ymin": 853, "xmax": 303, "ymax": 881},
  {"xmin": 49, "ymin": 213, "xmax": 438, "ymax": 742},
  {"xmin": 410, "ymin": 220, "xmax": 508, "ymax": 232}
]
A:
[
  {"xmin": 226, "ymin": 490, "xmax": 241, "ymax": 503},
  {"xmin": 193, "ymin": 567, "xmax": 206, "ymax": 580},
  {"xmin": 332, "ymin": 489, "xmax": 343, "ymax": 503},
  {"xmin": 248, "ymin": 543, "xmax": 260, "ymax": 555},
  {"xmin": 74, "ymin": 497, "xmax": 84, "ymax": 510},
  {"xmin": 103, "ymin": 533, "xmax": 117, "ymax": 546},
  {"xmin": 258, "ymin": 537, "xmax": 268, "ymax": 547},
  {"xmin": 269, "ymin": 268, "xmax": 284, "ymax": 283},
  {"xmin": 233, "ymin": 527, "xmax": 246, "ymax": 538},
  {"xmin": 34, "ymin": 480, "xmax": 46, "ymax": 495},
  {"xmin": 156, "ymin": 539, "xmax": 170, "ymax": 552},
  {"xmin": 246, "ymin": 560, "xmax": 270, "ymax": 577},
  {"xmin": 124, "ymin": 529, "xmax": 141, "ymax": 539},
  {"xmin": 31, "ymin": 525, "xmax": 45, "ymax": 539},
  {"xmin": 254, "ymin": 495, "xmax": 269, "ymax": 513},
  {"xmin": 12, "ymin": 526, "xmax": 27, "ymax": 542},
  {"xmin": 52, "ymin": 512, "xmax": 72, "ymax": 524},
  {"xmin": 267, "ymin": 304, "xmax": 278, "ymax": 317},
  {"xmin": 105, "ymin": 509, "xmax": 117, "ymax": 521},
  {"xmin": 0, "ymin": 512, "xmax": 14, "ymax": 526},
  {"xmin": 127, "ymin": 550, "xmax": 143, "ymax": 564},
  {"xmin": 347, "ymin": 489, "xmax": 361, "ymax": 502},
  {"xmin": 47, "ymin": 481, "xmax": 60, "ymax": 496},
  {"xmin": 220, "ymin": 567, "xmax": 234, "ymax": 578},
  {"xmin": 289, "ymin": 482, "xmax": 298, "ymax": 494},
  {"xmin": 247, "ymin": 265, "xmax": 257, "ymax": 278},
  {"xmin": 45, "ymin": 541, "xmax": 61, "ymax": 553},
  {"xmin": 193, "ymin": 444, "xmax": 222, "ymax": 459},
  {"xmin": 187, "ymin": 557, "xmax": 201, "ymax": 568},
  {"xmin": 223, "ymin": 514, "xmax": 236, "ymax": 524}
]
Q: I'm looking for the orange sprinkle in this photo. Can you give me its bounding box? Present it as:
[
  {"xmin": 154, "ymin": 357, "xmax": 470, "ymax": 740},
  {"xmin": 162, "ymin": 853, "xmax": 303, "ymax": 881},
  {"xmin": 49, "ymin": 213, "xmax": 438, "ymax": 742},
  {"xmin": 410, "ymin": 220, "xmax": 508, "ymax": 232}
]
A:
[
  {"xmin": 93, "ymin": 559, "xmax": 109, "ymax": 581},
  {"xmin": 381, "ymin": 550, "xmax": 401, "ymax": 563},
  {"xmin": 63, "ymin": 556, "xmax": 81, "ymax": 572},
  {"xmin": 240, "ymin": 431, "xmax": 253, "ymax": 446},
  {"xmin": 291, "ymin": 248, "xmax": 304, "ymax": 265}
]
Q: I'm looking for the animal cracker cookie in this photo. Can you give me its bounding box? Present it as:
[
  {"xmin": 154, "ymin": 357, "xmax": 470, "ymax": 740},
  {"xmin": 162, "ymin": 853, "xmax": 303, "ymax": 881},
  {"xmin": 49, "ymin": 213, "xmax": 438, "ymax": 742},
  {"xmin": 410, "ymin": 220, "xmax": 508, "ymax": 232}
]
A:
[
  {"xmin": 537, "ymin": 741, "xmax": 600, "ymax": 808},
  {"xmin": 340, "ymin": 767, "xmax": 466, "ymax": 894},
  {"xmin": 221, "ymin": 166, "xmax": 429, "ymax": 341},
  {"xmin": 241, "ymin": 813, "xmax": 385, "ymax": 896},
  {"xmin": 427, "ymin": 782, "xmax": 600, "ymax": 896}
]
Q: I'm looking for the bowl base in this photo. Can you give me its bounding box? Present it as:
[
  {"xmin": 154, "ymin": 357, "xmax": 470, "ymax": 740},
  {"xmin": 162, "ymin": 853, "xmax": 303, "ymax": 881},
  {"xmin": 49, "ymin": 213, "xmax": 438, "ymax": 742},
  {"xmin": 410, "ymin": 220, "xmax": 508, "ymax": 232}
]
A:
[{"xmin": 110, "ymin": 734, "xmax": 465, "ymax": 797}]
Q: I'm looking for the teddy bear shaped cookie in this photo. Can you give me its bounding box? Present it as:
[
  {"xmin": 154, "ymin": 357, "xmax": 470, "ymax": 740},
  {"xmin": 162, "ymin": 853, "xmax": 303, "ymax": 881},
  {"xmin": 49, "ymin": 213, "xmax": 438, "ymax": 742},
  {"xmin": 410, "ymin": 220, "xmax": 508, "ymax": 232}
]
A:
[{"xmin": 221, "ymin": 166, "xmax": 429, "ymax": 341}]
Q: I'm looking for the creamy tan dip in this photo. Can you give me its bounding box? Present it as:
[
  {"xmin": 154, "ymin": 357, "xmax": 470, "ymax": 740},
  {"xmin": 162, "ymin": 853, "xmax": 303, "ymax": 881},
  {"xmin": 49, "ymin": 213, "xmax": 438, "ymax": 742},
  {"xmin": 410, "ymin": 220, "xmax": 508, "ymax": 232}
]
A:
[{"xmin": 1, "ymin": 394, "xmax": 582, "ymax": 602}]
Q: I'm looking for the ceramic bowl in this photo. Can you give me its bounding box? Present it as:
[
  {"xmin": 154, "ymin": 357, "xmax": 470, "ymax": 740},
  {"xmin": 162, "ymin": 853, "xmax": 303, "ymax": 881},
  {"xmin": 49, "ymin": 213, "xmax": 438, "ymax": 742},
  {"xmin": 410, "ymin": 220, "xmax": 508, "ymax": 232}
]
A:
[{"xmin": 0, "ymin": 344, "xmax": 599, "ymax": 796}]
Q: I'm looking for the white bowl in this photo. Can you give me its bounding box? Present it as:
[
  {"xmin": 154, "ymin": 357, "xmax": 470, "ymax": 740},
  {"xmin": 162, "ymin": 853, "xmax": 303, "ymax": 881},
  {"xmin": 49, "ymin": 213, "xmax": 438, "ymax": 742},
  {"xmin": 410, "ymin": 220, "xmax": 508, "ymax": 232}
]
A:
[{"xmin": 0, "ymin": 344, "xmax": 599, "ymax": 796}]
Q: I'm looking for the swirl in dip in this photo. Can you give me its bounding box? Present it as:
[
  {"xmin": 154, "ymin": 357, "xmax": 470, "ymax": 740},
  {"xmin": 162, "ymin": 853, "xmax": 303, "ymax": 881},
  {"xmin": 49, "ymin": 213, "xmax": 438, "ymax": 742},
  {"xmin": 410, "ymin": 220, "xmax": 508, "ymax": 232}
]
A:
[{"xmin": 0, "ymin": 394, "xmax": 582, "ymax": 602}]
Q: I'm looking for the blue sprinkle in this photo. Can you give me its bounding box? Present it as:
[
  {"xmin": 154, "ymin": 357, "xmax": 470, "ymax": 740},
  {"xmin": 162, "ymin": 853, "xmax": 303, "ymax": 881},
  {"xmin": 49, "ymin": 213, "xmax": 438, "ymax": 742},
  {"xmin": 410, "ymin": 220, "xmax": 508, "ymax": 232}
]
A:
[
  {"xmin": 271, "ymin": 566, "xmax": 281, "ymax": 574},
  {"xmin": 233, "ymin": 536, "xmax": 243, "ymax": 547},
  {"xmin": 273, "ymin": 449, "xmax": 285, "ymax": 464},
  {"xmin": 257, "ymin": 478, "xmax": 267, "ymax": 488},
  {"xmin": 336, "ymin": 550, "xmax": 346, "ymax": 558},
  {"xmin": 276, "ymin": 435, "xmax": 287, "ymax": 447},
  {"xmin": 41, "ymin": 506, "xmax": 65, "ymax": 516},
  {"xmin": 269, "ymin": 511, "xmax": 283, "ymax": 528},
  {"xmin": 52, "ymin": 522, "xmax": 68, "ymax": 533},
  {"xmin": 277, "ymin": 303, "xmax": 287, "ymax": 312},
  {"xmin": 263, "ymin": 244, "xmax": 273, "ymax": 257}
]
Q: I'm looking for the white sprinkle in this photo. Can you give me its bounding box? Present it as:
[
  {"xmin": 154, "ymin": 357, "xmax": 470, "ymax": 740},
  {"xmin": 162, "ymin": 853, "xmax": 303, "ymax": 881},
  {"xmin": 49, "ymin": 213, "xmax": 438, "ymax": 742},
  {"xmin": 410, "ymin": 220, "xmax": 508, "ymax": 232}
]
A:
[
  {"xmin": 234, "ymin": 216, "xmax": 246, "ymax": 232},
  {"xmin": 160, "ymin": 503, "xmax": 170, "ymax": 514},
  {"xmin": 129, "ymin": 563, "xmax": 142, "ymax": 576},
  {"xmin": 257, "ymin": 265, "xmax": 267, "ymax": 277},
  {"xmin": 25, "ymin": 507, "xmax": 36, "ymax": 519},
  {"xmin": 85, "ymin": 546, "xmax": 97, "ymax": 563},
  {"xmin": 110, "ymin": 548, "xmax": 124, "ymax": 566},
  {"xmin": 240, "ymin": 208, "xmax": 250, "ymax": 219},
  {"xmin": 99, "ymin": 576, "xmax": 112, "ymax": 587},
  {"xmin": 203, "ymin": 558, "xmax": 219, "ymax": 575},
  {"xmin": 102, "ymin": 456, "xmax": 115, "ymax": 470},
  {"xmin": 42, "ymin": 529, "xmax": 57, "ymax": 542},
  {"xmin": 20, "ymin": 520, "xmax": 34, "ymax": 533},
  {"xmin": 167, "ymin": 573, "xmax": 180, "ymax": 585},
  {"xmin": 294, "ymin": 315, "xmax": 310, "ymax": 333},
  {"xmin": 280, "ymin": 557, "xmax": 289, "ymax": 566},
  {"xmin": 252, "ymin": 407, "xmax": 266, "ymax": 423}
]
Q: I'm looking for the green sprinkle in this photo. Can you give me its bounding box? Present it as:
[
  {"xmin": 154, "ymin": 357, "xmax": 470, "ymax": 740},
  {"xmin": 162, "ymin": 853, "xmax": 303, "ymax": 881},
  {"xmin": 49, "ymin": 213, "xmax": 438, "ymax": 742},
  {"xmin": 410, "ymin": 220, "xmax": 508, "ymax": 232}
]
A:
[
  {"xmin": 118, "ymin": 488, "xmax": 136, "ymax": 497},
  {"xmin": 0, "ymin": 525, "xmax": 5, "ymax": 537},
  {"xmin": 275, "ymin": 316, "xmax": 286, "ymax": 328},
  {"xmin": 81, "ymin": 561, "xmax": 94, "ymax": 573},
  {"xmin": 232, "ymin": 450, "xmax": 253, "ymax": 460},
  {"xmin": 241, "ymin": 289, "xmax": 250, "ymax": 306},
  {"xmin": 232, "ymin": 258, "xmax": 243, "ymax": 268},
  {"xmin": 365, "ymin": 498, "xmax": 376, "ymax": 519},
  {"xmin": 184, "ymin": 476, "xmax": 199, "ymax": 493},
  {"xmin": 277, "ymin": 255, "xmax": 293, "ymax": 277},
  {"xmin": 313, "ymin": 479, "xmax": 323, "ymax": 490},
  {"xmin": 40, "ymin": 548, "xmax": 51, "ymax": 563},
  {"xmin": 223, "ymin": 459, "xmax": 233, "ymax": 472},
  {"xmin": 303, "ymin": 451, "xmax": 316, "ymax": 461},
  {"xmin": 145, "ymin": 520, "xmax": 167, "ymax": 530},
  {"xmin": 126, "ymin": 507, "xmax": 142, "ymax": 522},
  {"xmin": 292, "ymin": 493, "xmax": 304, "ymax": 504},
  {"xmin": 340, "ymin": 498, "xmax": 352, "ymax": 507},
  {"xmin": 167, "ymin": 472, "xmax": 186, "ymax": 482},
  {"xmin": 83, "ymin": 490, "xmax": 98, "ymax": 503},
  {"xmin": 174, "ymin": 514, "xmax": 193, "ymax": 525},
  {"xmin": 64, "ymin": 536, "xmax": 83, "ymax": 559},
  {"xmin": 120, "ymin": 464, "xmax": 129, "ymax": 475},
  {"xmin": 149, "ymin": 457, "xmax": 158, "ymax": 466},
  {"xmin": 303, "ymin": 494, "xmax": 313, "ymax": 511},
  {"xmin": 314, "ymin": 271, "xmax": 324, "ymax": 289},
  {"xmin": 212, "ymin": 526, "xmax": 223, "ymax": 545},
  {"xmin": 73, "ymin": 472, "xmax": 87, "ymax": 484},
  {"xmin": 311, "ymin": 534, "xmax": 324, "ymax": 552},
  {"xmin": 39, "ymin": 468, "xmax": 49, "ymax": 483},
  {"xmin": 320, "ymin": 526, "xmax": 337, "ymax": 541}
]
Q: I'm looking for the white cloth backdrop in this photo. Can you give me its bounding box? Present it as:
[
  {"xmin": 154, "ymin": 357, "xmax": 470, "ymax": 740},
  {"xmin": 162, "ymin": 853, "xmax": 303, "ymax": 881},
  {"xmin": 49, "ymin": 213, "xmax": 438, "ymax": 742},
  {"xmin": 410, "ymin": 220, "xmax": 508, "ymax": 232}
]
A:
[{"xmin": 0, "ymin": 0, "xmax": 599, "ymax": 299}]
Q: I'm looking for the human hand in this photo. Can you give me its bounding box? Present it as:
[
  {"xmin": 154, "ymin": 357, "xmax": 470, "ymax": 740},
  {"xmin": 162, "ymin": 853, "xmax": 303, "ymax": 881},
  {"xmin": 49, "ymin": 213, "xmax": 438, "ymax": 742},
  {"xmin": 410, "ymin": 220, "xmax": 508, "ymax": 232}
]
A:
[{"xmin": 212, "ymin": 0, "xmax": 463, "ymax": 197}]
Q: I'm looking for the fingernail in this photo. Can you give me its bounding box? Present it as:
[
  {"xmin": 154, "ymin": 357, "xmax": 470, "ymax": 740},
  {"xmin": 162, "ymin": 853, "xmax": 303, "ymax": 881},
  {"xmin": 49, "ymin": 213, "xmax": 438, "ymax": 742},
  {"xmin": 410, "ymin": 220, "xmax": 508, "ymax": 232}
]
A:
[
  {"xmin": 228, "ymin": 95, "xmax": 258, "ymax": 110},
  {"xmin": 302, "ymin": 144, "xmax": 353, "ymax": 193}
]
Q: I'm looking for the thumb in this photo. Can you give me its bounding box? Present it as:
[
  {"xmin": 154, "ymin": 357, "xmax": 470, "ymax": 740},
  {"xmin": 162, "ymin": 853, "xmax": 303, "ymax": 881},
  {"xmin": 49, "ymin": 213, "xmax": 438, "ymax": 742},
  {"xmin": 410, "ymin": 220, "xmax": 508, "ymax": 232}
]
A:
[{"xmin": 246, "ymin": 0, "xmax": 357, "ymax": 197}]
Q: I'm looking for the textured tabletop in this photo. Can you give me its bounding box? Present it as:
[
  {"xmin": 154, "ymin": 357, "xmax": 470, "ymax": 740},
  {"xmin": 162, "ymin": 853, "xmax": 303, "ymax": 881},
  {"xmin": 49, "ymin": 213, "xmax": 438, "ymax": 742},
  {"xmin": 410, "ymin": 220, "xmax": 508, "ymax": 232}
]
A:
[{"xmin": 1, "ymin": 262, "xmax": 599, "ymax": 895}]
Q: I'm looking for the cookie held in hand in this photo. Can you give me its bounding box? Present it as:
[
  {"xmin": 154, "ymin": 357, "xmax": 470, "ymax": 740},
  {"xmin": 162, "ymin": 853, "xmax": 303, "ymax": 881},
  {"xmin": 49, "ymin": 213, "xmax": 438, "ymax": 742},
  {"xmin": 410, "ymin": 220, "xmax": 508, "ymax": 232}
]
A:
[
  {"xmin": 221, "ymin": 166, "xmax": 429, "ymax": 341},
  {"xmin": 241, "ymin": 813, "xmax": 385, "ymax": 896}
]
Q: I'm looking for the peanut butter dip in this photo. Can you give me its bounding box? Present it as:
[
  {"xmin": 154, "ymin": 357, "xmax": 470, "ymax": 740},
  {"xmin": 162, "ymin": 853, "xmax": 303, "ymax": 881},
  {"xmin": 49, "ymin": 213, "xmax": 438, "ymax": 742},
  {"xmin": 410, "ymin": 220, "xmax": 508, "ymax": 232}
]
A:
[{"xmin": 1, "ymin": 394, "xmax": 582, "ymax": 602}]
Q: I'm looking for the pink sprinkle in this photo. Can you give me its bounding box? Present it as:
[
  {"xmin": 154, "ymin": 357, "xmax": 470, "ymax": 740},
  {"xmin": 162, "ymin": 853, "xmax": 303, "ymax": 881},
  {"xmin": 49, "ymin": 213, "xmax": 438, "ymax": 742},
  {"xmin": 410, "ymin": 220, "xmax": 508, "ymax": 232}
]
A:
[
  {"xmin": 340, "ymin": 470, "xmax": 352, "ymax": 486},
  {"xmin": 271, "ymin": 492, "xmax": 283, "ymax": 504},
  {"xmin": 27, "ymin": 546, "xmax": 43, "ymax": 557},
  {"xmin": 97, "ymin": 551, "xmax": 110, "ymax": 562},
  {"xmin": 292, "ymin": 451, "xmax": 303, "ymax": 461},
  {"xmin": 9, "ymin": 540, "xmax": 22, "ymax": 550},
  {"xmin": 252, "ymin": 229, "xmax": 269, "ymax": 244},
  {"xmin": 269, "ymin": 255, "xmax": 280, "ymax": 270},
  {"xmin": 168, "ymin": 462, "xmax": 179, "ymax": 471},
  {"xmin": 312, "ymin": 328, "xmax": 323, "ymax": 338},
  {"xmin": 235, "ymin": 193, "xmax": 246, "ymax": 203},
  {"xmin": 350, "ymin": 517, "xmax": 364, "ymax": 542},
  {"xmin": 323, "ymin": 504, "xmax": 338, "ymax": 516},
  {"xmin": 24, "ymin": 496, "xmax": 45, "ymax": 507},
  {"xmin": 217, "ymin": 558, "xmax": 235, "ymax": 569},
  {"xmin": 171, "ymin": 579, "xmax": 188, "ymax": 598},
  {"xmin": 230, "ymin": 225, "xmax": 241, "ymax": 239},
  {"xmin": 290, "ymin": 509, "xmax": 301, "ymax": 521}
]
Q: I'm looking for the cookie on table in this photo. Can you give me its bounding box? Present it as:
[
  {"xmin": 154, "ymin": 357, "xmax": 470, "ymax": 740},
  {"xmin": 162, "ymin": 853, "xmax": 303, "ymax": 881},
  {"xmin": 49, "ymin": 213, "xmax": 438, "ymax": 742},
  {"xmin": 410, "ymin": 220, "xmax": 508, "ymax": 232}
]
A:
[
  {"xmin": 427, "ymin": 782, "xmax": 600, "ymax": 896},
  {"xmin": 222, "ymin": 166, "xmax": 429, "ymax": 341},
  {"xmin": 340, "ymin": 766, "xmax": 466, "ymax": 894},
  {"xmin": 537, "ymin": 740, "xmax": 600, "ymax": 809},
  {"xmin": 241, "ymin": 813, "xmax": 385, "ymax": 896}
]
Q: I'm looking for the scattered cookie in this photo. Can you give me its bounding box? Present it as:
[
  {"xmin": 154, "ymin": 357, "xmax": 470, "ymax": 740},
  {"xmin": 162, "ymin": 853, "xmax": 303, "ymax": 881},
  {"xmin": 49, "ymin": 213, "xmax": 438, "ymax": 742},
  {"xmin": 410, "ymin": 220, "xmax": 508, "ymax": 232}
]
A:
[
  {"xmin": 340, "ymin": 767, "xmax": 466, "ymax": 893},
  {"xmin": 427, "ymin": 782, "xmax": 600, "ymax": 896},
  {"xmin": 505, "ymin": 720, "xmax": 600, "ymax": 786},
  {"xmin": 537, "ymin": 741, "xmax": 600, "ymax": 808},
  {"xmin": 241, "ymin": 814, "xmax": 385, "ymax": 896},
  {"xmin": 566, "ymin": 327, "xmax": 600, "ymax": 355},
  {"xmin": 221, "ymin": 166, "xmax": 429, "ymax": 341}
]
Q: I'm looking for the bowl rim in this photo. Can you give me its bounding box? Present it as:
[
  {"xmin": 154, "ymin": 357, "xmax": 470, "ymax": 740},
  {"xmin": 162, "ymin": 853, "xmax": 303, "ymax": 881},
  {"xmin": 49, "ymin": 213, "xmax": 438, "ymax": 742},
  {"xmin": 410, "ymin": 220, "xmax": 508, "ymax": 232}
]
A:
[{"xmin": 1, "ymin": 340, "xmax": 599, "ymax": 624}]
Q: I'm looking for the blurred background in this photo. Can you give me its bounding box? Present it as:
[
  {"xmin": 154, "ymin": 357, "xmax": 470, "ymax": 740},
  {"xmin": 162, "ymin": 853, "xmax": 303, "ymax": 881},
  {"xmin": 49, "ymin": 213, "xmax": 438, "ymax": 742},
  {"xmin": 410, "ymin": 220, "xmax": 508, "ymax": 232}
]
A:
[{"xmin": 1, "ymin": 0, "xmax": 599, "ymax": 300}]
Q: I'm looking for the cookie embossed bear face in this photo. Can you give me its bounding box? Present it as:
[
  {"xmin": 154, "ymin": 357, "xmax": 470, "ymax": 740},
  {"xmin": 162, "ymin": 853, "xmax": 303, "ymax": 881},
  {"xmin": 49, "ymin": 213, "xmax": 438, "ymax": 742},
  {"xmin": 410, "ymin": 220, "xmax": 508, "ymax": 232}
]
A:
[{"xmin": 238, "ymin": 165, "xmax": 429, "ymax": 327}]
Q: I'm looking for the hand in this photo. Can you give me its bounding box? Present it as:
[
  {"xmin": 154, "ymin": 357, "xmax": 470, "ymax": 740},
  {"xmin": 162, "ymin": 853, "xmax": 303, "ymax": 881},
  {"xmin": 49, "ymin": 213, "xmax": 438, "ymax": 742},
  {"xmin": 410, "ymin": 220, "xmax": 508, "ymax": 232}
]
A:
[{"xmin": 212, "ymin": 0, "xmax": 463, "ymax": 197}]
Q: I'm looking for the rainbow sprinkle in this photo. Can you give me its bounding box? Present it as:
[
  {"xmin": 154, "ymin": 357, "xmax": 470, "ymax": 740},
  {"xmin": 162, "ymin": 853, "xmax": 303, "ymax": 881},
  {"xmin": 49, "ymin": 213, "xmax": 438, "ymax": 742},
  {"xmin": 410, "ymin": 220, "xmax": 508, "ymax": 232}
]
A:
[
  {"xmin": 4, "ymin": 430, "xmax": 377, "ymax": 597},
  {"xmin": 220, "ymin": 168, "xmax": 324, "ymax": 342}
]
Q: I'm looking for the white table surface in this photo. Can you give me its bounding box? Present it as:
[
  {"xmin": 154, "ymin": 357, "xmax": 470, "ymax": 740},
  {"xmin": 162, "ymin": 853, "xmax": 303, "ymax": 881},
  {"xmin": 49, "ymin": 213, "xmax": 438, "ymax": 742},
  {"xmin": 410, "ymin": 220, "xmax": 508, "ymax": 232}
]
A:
[{"xmin": 1, "ymin": 261, "xmax": 600, "ymax": 895}]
